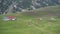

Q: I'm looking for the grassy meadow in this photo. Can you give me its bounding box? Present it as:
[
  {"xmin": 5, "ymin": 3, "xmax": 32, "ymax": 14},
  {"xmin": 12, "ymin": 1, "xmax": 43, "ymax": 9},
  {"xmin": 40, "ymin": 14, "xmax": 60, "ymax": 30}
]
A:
[{"xmin": 0, "ymin": 6, "xmax": 60, "ymax": 34}]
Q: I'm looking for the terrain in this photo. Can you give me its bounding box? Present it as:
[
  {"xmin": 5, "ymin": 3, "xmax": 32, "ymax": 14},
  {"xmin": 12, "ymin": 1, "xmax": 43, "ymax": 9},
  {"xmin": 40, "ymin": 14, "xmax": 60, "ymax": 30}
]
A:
[{"xmin": 0, "ymin": 6, "xmax": 60, "ymax": 34}]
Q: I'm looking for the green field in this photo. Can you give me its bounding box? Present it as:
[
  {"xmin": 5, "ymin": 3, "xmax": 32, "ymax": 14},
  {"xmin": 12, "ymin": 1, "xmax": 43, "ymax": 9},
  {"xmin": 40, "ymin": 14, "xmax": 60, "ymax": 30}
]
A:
[{"xmin": 0, "ymin": 6, "xmax": 60, "ymax": 34}]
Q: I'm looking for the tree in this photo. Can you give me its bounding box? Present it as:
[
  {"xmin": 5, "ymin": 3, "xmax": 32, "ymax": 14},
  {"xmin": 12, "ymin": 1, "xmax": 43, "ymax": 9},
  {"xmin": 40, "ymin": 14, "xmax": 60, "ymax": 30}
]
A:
[
  {"xmin": 0, "ymin": 0, "xmax": 5, "ymax": 14},
  {"xmin": 22, "ymin": 0, "xmax": 32, "ymax": 9}
]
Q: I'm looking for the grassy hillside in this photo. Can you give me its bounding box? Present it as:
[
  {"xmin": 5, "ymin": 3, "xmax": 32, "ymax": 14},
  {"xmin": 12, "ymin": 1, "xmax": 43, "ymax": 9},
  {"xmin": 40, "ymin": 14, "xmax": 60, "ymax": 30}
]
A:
[{"xmin": 0, "ymin": 6, "xmax": 60, "ymax": 34}]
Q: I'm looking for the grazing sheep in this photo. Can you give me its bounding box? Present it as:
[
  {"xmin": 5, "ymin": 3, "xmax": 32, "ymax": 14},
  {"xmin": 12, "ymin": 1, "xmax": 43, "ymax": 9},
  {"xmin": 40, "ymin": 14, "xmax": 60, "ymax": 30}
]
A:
[{"xmin": 40, "ymin": 18, "xmax": 43, "ymax": 20}]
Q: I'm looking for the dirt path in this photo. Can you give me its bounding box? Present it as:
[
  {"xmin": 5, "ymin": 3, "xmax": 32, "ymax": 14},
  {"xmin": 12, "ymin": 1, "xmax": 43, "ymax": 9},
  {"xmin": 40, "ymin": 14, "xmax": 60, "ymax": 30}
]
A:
[{"xmin": 5, "ymin": 2, "xmax": 17, "ymax": 14}]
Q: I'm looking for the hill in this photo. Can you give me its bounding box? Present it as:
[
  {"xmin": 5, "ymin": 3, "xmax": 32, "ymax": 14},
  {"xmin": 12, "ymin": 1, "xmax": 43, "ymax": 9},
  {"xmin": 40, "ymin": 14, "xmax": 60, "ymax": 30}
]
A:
[
  {"xmin": 0, "ymin": 0, "xmax": 60, "ymax": 14},
  {"xmin": 0, "ymin": 6, "xmax": 60, "ymax": 34}
]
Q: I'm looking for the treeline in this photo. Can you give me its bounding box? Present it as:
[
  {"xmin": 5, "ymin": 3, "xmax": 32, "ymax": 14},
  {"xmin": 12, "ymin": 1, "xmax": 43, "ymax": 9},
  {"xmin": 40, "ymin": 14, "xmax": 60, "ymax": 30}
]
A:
[
  {"xmin": 0, "ymin": 0, "xmax": 60, "ymax": 14},
  {"xmin": 0, "ymin": 0, "xmax": 15, "ymax": 14}
]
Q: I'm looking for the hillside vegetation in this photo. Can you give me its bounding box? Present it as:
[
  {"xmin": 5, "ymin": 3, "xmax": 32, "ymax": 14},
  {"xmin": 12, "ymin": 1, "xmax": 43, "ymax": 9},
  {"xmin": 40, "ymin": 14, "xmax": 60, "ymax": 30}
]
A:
[
  {"xmin": 0, "ymin": 6, "xmax": 60, "ymax": 34},
  {"xmin": 0, "ymin": 0, "xmax": 60, "ymax": 14}
]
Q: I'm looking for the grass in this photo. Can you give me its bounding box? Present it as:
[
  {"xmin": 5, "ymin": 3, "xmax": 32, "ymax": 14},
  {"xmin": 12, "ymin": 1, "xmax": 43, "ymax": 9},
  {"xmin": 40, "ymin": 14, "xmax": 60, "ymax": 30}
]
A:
[{"xmin": 0, "ymin": 6, "xmax": 60, "ymax": 34}]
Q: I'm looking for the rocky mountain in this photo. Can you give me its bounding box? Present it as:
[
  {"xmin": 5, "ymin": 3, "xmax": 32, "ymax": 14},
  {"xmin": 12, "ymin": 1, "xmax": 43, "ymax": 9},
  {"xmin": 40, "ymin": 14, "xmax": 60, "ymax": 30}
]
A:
[{"xmin": 0, "ymin": 0, "xmax": 60, "ymax": 14}]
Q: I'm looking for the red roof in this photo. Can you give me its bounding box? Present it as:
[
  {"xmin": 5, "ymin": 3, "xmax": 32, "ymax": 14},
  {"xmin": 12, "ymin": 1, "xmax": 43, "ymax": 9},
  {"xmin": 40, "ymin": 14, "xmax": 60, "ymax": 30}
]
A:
[{"xmin": 8, "ymin": 16, "xmax": 15, "ymax": 20}]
